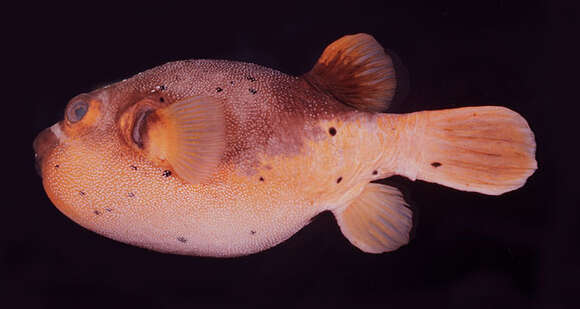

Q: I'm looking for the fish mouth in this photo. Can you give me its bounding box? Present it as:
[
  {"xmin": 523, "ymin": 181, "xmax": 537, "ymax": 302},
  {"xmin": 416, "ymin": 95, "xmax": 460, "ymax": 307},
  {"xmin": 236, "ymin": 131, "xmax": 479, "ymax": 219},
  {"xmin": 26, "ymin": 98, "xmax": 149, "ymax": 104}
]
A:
[
  {"xmin": 34, "ymin": 153, "xmax": 42, "ymax": 177},
  {"xmin": 33, "ymin": 125, "xmax": 60, "ymax": 177}
]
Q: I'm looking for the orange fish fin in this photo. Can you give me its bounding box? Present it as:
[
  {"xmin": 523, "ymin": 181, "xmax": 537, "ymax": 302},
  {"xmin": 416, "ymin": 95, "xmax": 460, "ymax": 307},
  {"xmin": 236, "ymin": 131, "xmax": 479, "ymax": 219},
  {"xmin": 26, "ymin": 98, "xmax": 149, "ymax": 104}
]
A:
[
  {"xmin": 303, "ymin": 33, "xmax": 396, "ymax": 112},
  {"xmin": 333, "ymin": 183, "xmax": 412, "ymax": 253},
  {"xmin": 146, "ymin": 96, "xmax": 226, "ymax": 184},
  {"xmin": 395, "ymin": 106, "xmax": 537, "ymax": 195}
]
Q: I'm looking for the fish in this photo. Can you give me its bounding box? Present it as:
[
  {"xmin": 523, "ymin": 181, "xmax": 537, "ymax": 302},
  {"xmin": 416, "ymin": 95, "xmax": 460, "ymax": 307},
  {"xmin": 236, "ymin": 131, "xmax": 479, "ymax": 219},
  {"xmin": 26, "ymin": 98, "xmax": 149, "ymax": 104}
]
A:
[{"xmin": 33, "ymin": 33, "xmax": 537, "ymax": 257}]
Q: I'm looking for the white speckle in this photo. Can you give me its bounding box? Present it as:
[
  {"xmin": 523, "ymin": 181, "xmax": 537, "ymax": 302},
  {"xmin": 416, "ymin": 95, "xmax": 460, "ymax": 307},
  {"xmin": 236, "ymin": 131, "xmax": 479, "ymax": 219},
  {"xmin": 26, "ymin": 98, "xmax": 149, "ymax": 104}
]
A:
[{"xmin": 50, "ymin": 123, "xmax": 65, "ymax": 142}]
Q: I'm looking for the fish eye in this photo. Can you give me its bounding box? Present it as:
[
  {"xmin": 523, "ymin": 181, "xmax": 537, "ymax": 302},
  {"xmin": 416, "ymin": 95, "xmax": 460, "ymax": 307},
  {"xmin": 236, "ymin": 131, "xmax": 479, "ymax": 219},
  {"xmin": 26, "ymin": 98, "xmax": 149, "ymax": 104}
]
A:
[{"xmin": 66, "ymin": 101, "xmax": 89, "ymax": 123}]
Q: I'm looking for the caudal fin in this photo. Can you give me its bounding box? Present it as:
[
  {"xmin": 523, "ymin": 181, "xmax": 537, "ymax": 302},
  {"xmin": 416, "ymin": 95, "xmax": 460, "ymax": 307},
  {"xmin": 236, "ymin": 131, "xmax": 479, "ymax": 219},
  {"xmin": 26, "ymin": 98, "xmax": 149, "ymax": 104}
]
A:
[{"xmin": 394, "ymin": 106, "xmax": 537, "ymax": 195}]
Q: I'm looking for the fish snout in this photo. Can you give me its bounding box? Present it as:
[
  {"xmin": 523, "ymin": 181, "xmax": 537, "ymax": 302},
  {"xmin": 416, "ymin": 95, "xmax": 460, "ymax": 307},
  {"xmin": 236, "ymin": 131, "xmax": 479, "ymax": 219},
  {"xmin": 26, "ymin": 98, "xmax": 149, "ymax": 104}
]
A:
[{"xmin": 33, "ymin": 126, "xmax": 60, "ymax": 176}]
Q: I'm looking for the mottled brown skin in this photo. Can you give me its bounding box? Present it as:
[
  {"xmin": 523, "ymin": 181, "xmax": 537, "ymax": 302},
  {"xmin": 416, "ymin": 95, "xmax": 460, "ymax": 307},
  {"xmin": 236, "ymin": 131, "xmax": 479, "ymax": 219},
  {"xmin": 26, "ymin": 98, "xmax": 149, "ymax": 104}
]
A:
[{"xmin": 35, "ymin": 60, "xmax": 401, "ymax": 256}]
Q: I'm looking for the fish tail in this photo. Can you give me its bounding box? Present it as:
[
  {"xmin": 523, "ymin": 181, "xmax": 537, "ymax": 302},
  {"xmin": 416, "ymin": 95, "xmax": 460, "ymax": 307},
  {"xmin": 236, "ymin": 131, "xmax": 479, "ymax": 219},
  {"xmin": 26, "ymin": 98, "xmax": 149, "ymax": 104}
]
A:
[
  {"xmin": 303, "ymin": 34, "xmax": 537, "ymax": 194},
  {"xmin": 385, "ymin": 106, "xmax": 537, "ymax": 195}
]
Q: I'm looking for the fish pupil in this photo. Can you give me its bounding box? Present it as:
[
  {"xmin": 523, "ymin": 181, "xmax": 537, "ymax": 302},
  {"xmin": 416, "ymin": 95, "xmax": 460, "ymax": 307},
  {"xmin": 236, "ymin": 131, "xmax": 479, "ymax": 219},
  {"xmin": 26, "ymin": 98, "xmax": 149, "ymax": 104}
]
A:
[{"xmin": 74, "ymin": 105, "xmax": 87, "ymax": 119}]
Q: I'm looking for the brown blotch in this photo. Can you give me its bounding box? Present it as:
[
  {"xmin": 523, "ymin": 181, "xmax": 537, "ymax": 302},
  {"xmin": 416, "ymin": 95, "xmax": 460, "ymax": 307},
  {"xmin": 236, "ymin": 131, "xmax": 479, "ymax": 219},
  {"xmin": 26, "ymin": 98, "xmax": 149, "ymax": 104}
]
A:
[
  {"xmin": 249, "ymin": 88, "xmax": 257, "ymax": 94},
  {"xmin": 177, "ymin": 237, "xmax": 187, "ymax": 243},
  {"xmin": 163, "ymin": 170, "xmax": 172, "ymax": 177},
  {"xmin": 259, "ymin": 177, "xmax": 264, "ymax": 182},
  {"xmin": 130, "ymin": 165, "xmax": 138, "ymax": 170},
  {"xmin": 79, "ymin": 191, "xmax": 86, "ymax": 196},
  {"xmin": 250, "ymin": 230, "xmax": 256, "ymax": 235},
  {"xmin": 93, "ymin": 210, "xmax": 101, "ymax": 215},
  {"xmin": 372, "ymin": 170, "xmax": 378, "ymax": 175},
  {"xmin": 336, "ymin": 177, "xmax": 343, "ymax": 183},
  {"xmin": 105, "ymin": 208, "xmax": 113, "ymax": 212},
  {"xmin": 128, "ymin": 192, "xmax": 135, "ymax": 198},
  {"xmin": 329, "ymin": 127, "xmax": 337, "ymax": 136},
  {"xmin": 216, "ymin": 87, "xmax": 223, "ymax": 92},
  {"xmin": 431, "ymin": 162, "xmax": 442, "ymax": 167}
]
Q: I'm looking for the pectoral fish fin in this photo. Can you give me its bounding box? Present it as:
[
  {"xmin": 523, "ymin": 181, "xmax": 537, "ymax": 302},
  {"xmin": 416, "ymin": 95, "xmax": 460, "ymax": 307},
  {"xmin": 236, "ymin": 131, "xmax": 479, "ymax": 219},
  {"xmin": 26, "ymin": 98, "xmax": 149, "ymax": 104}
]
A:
[
  {"xmin": 145, "ymin": 96, "xmax": 226, "ymax": 184},
  {"xmin": 333, "ymin": 183, "xmax": 412, "ymax": 253},
  {"xmin": 303, "ymin": 33, "xmax": 396, "ymax": 112}
]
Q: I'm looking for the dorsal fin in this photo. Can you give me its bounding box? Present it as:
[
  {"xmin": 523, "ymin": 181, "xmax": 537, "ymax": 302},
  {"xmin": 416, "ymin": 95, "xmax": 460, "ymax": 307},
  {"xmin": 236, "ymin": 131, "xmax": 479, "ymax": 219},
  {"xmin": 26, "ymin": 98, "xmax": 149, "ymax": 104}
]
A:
[
  {"xmin": 303, "ymin": 33, "xmax": 396, "ymax": 112},
  {"xmin": 144, "ymin": 96, "xmax": 226, "ymax": 184}
]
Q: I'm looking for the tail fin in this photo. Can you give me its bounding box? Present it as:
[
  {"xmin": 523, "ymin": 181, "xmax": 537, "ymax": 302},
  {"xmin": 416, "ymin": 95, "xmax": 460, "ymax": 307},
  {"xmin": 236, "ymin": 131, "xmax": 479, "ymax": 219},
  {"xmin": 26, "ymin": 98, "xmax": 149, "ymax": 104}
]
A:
[{"xmin": 393, "ymin": 106, "xmax": 537, "ymax": 195}]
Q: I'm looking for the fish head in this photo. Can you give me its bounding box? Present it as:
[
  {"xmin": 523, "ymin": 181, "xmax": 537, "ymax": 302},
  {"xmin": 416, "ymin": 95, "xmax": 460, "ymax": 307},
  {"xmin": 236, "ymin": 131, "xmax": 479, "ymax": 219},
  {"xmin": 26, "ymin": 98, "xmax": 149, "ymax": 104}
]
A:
[
  {"xmin": 32, "ymin": 82, "xmax": 161, "ymax": 230},
  {"xmin": 34, "ymin": 87, "xmax": 114, "ymax": 198},
  {"xmin": 33, "ymin": 68, "xmax": 227, "ymax": 252},
  {"xmin": 34, "ymin": 89, "xmax": 117, "ymax": 175}
]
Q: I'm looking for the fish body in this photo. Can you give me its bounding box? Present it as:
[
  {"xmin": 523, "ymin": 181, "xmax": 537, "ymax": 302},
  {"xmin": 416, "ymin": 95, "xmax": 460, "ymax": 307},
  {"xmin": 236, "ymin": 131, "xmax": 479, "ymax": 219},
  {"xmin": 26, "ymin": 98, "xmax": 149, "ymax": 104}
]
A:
[{"xmin": 34, "ymin": 34, "xmax": 537, "ymax": 256}]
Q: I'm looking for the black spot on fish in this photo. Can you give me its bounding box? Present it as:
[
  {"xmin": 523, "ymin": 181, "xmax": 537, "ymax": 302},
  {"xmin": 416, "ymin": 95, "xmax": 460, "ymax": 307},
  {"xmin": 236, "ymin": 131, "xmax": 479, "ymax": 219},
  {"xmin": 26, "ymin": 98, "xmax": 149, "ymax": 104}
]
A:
[
  {"xmin": 159, "ymin": 85, "xmax": 166, "ymax": 91},
  {"xmin": 329, "ymin": 127, "xmax": 337, "ymax": 136},
  {"xmin": 159, "ymin": 97, "xmax": 165, "ymax": 102},
  {"xmin": 130, "ymin": 165, "xmax": 138, "ymax": 170},
  {"xmin": 431, "ymin": 162, "xmax": 442, "ymax": 167},
  {"xmin": 55, "ymin": 164, "xmax": 60, "ymax": 168},
  {"xmin": 216, "ymin": 87, "xmax": 223, "ymax": 92},
  {"xmin": 336, "ymin": 177, "xmax": 343, "ymax": 184},
  {"xmin": 128, "ymin": 192, "xmax": 135, "ymax": 198},
  {"xmin": 246, "ymin": 75, "xmax": 256, "ymax": 82},
  {"xmin": 163, "ymin": 170, "xmax": 172, "ymax": 177},
  {"xmin": 79, "ymin": 191, "xmax": 86, "ymax": 196},
  {"xmin": 259, "ymin": 177, "xmax": 264, "ymax": 182},
  {"xmin": 372, "ymin": 170, "xmax": 378, "ymax": 175},
  {"xmin": 249, "ymin": 88, "xmax": 257, "ymax": 94},
  {"xmin": 250, "ymin": 230, "xmax": 256, "ymax": 235},
  {"xmin": 105, "ymin": 208, "xmax": 113, "ymax": 212},
  {"xmin": 94, "ymin": 210, "xmax": 101, "ymax": 215},
  {"xmin": 177, "ymin": 237, "xmax": 187, "ymax": 243},
  {"xmin": 230, "ymin": 81, "xmax": 235, "ymax": 85}
]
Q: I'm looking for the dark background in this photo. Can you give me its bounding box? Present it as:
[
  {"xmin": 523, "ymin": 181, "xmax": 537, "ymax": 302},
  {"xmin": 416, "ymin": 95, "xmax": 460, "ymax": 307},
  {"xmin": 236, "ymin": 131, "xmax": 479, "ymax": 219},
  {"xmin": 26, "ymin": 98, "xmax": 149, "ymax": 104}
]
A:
[{"xmin": 5, "ymin": 1, "xmax": 577, "ymax": 308}]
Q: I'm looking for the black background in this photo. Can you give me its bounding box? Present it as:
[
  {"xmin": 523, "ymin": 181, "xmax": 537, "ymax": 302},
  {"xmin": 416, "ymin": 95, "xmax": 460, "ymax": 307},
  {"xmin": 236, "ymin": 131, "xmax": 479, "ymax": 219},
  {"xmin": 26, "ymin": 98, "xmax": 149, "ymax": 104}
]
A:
[{"xmin": 5, "ymin": 1, "xmax": 577, "ymax": 308}]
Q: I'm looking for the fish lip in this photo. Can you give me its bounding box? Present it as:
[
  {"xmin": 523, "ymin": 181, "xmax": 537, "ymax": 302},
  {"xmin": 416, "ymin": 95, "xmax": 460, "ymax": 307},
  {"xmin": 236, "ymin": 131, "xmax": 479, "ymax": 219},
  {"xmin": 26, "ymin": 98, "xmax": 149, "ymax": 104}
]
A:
[
  {"xmin": 34, "ymin": 153, "xmax": 42, "ymax": 178},
  {"xmin": 33, "ymin": 138, "xmax": 44, "ymax": 177},
  {"xmin": 33, "ymin": 125, "xmax": 60, "ymax": 178}
]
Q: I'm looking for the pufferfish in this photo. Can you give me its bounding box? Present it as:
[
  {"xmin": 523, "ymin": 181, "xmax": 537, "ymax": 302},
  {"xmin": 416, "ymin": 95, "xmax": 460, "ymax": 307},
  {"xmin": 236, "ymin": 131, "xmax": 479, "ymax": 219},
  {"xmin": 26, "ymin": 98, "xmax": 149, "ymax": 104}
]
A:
[{"xmin": 33, "ymin": 33, "xmax": 537, "ymax": 257}]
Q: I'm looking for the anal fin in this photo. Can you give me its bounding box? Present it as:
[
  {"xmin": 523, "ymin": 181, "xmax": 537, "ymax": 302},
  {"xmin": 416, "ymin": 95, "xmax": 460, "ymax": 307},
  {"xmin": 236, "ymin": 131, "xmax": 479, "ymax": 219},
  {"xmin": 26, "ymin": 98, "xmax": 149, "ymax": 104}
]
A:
[{"xmin": 333, "ymin": 183, "xmax": 412, "ymax": 253}]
